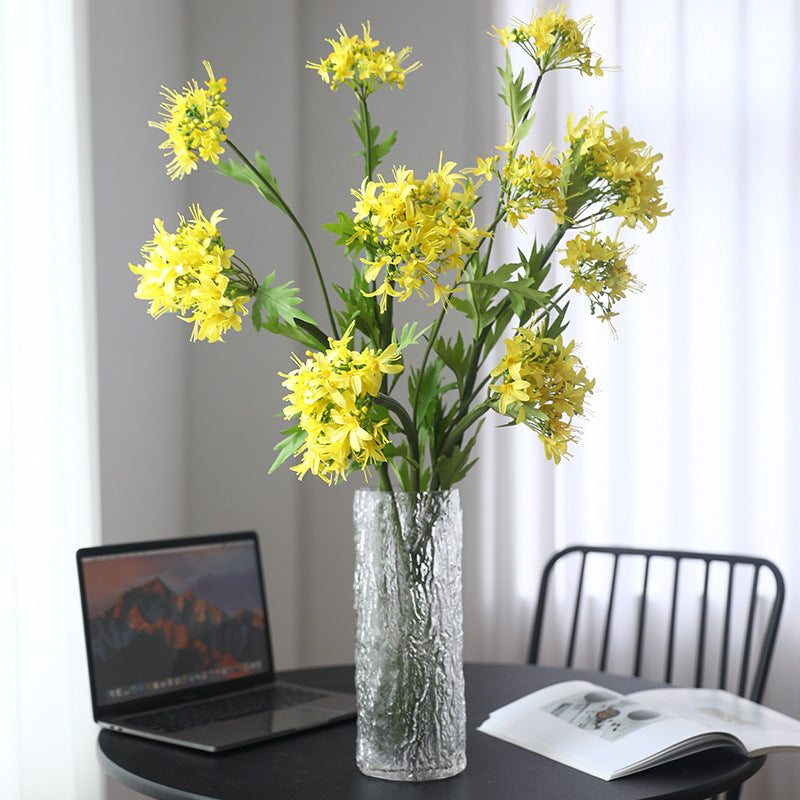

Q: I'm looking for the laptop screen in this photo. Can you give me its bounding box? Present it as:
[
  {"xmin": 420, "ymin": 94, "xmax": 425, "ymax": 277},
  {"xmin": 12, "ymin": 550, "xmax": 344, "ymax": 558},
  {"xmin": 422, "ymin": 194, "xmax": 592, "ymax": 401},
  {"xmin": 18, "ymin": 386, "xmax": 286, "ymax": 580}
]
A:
[{"xmin": 78, "ymin": 533, "xmax": 272, "ymax": 711}]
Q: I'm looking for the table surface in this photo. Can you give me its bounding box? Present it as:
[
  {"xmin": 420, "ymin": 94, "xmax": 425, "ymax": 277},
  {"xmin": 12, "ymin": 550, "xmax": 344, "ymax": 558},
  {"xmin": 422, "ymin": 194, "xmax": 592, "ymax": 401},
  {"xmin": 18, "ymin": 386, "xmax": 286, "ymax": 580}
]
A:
[{"xmin": 97, "ymin": 662, "xmax": 763, "ymax": 800}]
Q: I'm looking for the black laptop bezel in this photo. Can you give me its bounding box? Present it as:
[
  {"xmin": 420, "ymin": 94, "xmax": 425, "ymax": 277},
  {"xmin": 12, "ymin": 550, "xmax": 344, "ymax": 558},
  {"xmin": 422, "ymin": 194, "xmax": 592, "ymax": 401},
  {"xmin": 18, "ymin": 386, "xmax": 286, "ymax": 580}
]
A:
[{"xmin": 76, "ymin": 530, "xmax": 277, "ymax": 722}]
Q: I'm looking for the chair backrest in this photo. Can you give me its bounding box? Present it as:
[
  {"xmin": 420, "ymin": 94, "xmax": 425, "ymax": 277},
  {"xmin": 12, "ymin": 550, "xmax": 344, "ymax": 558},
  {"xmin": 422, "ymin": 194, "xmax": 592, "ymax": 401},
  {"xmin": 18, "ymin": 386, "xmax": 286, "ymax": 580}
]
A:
[{"xmin": 528, "ymin": 545, "xmax": 784, "ymax": 703}]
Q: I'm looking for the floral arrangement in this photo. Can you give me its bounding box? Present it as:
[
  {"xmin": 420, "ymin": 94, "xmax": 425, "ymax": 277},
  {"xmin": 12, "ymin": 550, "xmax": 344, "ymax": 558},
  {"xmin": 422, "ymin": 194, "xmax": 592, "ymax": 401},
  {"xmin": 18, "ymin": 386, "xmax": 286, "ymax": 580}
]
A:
[{"xmin": 130, "ymin": 5, "xmax": 668, "ymax": 495}]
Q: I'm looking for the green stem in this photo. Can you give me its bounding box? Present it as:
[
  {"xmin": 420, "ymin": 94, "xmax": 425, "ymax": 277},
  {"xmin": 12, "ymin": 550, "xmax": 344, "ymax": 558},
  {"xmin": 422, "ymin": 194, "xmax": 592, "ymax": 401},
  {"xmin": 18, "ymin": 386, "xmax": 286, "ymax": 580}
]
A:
[
  {"xmin": 378, "ymin": 462, "xmax": 394, "ymax": 494},
  {"xmin": 430, "ymin": 402, "xmax": 492, "ymax": 492},
  {"xmin": 412, "ymin": 310, "xmax": 445, "ymax": 424},
  {"xmin": 230, "ymin": 254, "xmax": 259, "ymax": 291},
  {"xmin": 540, "ymin": 222, "xmax": 570, "ymax": 267},
  {"xmin": 380, "ymin": 296, "xmax": 394, "ymax": 351},
  {"xmin": 466, "ymin": 374, "xmax": 492, "ymax": 408},
  {"xmin": 376, "ymin": 393, "xmax": 420, "ymax": 494},
  {"xmin": 441, "ymin": 402, "xmax": 491, "ymax": 455},
  {"xmin": 459, "ymin": 326, "xmax": 491, "ymax": 416},
  {"xmin": 225, "ymin": 139, "xmax": 339, "ymax": 338},
  {"xmin": 358, "ymin": 91, "xmax": 375, "ymax": 182}
]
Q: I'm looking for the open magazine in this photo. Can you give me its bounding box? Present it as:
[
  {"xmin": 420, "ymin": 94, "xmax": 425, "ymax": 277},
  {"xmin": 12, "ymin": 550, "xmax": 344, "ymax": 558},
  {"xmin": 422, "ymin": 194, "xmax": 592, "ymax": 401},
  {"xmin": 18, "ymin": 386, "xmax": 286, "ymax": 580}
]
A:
[{"xmin": 478, "ymin": 680, "xmax": 800, "ymax": 780}]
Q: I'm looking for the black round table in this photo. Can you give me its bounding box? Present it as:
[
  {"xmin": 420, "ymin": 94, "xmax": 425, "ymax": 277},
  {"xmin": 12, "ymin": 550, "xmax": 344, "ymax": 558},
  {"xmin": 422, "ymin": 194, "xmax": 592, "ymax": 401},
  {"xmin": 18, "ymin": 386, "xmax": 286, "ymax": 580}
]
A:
[{"xmin": 97, "ymin": 663, "xmax": 763, "ymax": 800}]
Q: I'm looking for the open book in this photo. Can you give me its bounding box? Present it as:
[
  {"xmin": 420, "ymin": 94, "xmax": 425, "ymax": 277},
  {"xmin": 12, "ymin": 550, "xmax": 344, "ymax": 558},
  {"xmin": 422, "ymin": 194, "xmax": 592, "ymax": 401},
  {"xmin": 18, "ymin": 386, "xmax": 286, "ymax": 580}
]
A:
[{"xmin": 478, "ymin": 680, "xmax": 800, "ymax": 780}]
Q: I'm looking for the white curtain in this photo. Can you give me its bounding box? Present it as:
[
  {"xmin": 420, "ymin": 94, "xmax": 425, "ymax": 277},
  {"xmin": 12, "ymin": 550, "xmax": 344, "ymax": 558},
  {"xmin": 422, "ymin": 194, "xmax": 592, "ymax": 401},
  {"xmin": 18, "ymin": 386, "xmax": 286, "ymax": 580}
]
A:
[
  {"xmin": 475, "ymin": 1, "xmax": 800, "ymax": 796},
  {"xmin": 0, "ymin": 1, "xmax": 103, "ymax": 798}
]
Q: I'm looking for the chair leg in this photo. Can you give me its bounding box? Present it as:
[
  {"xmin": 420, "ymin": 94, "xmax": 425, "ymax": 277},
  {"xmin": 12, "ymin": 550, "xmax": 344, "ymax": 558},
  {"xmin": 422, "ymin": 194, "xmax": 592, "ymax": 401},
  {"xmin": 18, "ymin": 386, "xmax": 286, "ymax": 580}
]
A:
[{"xmin": 724, "ymin": 783, "xmax": 743, "ymax": 800}]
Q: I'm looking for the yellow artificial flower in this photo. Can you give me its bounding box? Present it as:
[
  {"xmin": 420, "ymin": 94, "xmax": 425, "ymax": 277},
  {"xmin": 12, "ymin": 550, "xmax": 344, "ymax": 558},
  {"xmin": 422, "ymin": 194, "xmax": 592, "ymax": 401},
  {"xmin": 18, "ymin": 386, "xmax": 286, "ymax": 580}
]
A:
[
  {"xmin": 307, "ymin": 22, "xmax": 421, "ymax": 95},
  {"xmin": 350, "ymin": 158, "xmax": 490, "ymax": 309},
  {"xmin": 280, "ymin": 324, "xmax": 403, "ymax": 484},
  {"xmin": 561, "ymin": 111, "xmax": 670, "ymax": 230},
  {"xmin": 490, "ymin": 4, "xmax": 604, "ymax": 76},
  {"xmin": 501, "ymin": 145, "xmax": 565, "ymax": 228},
  {"xmin": 489, "ymin": 327, "xmax": 594, "ymax": 463},
  {"xmin": 560, "ymin": 230, "xmax": 642, "ymax": 329},
  {"xmin": 149, "ymin": 61, "xmax": 231, "ymax": 180},
  {"xmin": 464, "ymin": 155, "xmax": 499, "ymax": 183},
  {"xmin": 130, "ymin": 206, "xmax": 251, "ymax": 342}
]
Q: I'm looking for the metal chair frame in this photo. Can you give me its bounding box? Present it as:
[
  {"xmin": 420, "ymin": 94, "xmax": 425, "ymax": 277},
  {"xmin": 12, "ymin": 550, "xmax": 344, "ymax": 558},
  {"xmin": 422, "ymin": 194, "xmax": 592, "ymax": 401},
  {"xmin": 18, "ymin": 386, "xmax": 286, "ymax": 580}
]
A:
[
  {"xmin": 529, "ymin": 545, "xmax": 784, "ymax": 703},
  {"xmin": 528, "ymin": 545, "xmax": 785, "ymax": 799}
]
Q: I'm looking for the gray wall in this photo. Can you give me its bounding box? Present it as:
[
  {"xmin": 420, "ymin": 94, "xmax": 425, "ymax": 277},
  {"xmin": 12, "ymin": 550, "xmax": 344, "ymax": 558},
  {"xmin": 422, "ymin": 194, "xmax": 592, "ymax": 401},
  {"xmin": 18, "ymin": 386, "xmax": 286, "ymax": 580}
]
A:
[{"xmin": 91, "ymin": 0, "xmax": 189, "ymax": 550}]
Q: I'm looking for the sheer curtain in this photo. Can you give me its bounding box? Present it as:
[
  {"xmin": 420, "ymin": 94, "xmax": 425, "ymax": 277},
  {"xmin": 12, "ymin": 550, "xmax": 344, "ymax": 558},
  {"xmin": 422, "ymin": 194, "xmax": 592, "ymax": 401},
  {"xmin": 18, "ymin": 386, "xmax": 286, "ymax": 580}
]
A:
[
  {"xmin": 475, "ymin": 1, "xmax": 799, "ymax": 796},
  {"xmin": 0, "ymin": 1, "xmax": 103, "ymax": 798}
]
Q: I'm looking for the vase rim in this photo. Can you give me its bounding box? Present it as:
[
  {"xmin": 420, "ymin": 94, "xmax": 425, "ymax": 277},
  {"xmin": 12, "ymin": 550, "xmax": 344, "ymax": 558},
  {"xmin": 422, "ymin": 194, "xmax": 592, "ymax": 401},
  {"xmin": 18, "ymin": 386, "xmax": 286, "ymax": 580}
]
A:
[{"xmin": 354, "ymin": 487, "xmax": 460, "ymax": 497}]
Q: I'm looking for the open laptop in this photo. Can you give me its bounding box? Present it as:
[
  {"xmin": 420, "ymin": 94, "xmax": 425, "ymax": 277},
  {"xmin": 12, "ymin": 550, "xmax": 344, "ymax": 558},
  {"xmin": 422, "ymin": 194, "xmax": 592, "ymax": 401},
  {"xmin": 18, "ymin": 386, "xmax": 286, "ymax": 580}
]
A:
[{"xmin": 76, "ymin": 531, "xmax": 356, "ymax": 752}]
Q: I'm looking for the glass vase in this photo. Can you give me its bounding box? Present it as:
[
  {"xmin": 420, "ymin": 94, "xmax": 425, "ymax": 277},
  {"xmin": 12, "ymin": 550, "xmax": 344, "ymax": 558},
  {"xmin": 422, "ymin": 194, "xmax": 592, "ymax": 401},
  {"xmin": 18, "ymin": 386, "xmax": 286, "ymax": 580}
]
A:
[{"xmin": 353, "ymin": 488, "xmax": 466, "ymax": 781}]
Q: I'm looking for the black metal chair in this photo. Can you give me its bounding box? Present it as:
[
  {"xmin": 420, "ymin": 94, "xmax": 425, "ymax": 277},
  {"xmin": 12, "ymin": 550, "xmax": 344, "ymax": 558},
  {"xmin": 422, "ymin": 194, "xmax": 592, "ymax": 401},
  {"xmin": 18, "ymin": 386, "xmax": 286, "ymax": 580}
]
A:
[{"xmin": 528, "ymin": 545, "xmax": 785, "ymax": 800}]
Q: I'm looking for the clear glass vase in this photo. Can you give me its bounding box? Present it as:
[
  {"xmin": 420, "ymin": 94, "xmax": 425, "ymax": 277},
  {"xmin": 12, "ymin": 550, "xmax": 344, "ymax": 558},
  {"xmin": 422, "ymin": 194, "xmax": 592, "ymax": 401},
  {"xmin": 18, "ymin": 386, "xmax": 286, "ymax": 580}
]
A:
[{"xmin": 353, "ymin": 488, "xmax": 466, "ymax": 781}]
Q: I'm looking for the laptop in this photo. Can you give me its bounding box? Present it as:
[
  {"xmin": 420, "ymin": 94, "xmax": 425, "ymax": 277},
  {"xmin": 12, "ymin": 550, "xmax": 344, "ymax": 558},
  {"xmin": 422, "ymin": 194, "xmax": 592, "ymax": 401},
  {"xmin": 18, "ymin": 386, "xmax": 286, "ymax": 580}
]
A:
[{"xmin": 76, "ymin": 531, "xmax": 356, "ymax": 752}]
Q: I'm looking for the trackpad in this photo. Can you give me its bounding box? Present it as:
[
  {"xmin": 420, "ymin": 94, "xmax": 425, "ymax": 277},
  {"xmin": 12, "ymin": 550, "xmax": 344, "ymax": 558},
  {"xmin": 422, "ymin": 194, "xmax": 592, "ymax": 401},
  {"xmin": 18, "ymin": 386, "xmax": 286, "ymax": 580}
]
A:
[{"xmin": 183, "ymin": 706, "xmax": 337, "ymax": 749}]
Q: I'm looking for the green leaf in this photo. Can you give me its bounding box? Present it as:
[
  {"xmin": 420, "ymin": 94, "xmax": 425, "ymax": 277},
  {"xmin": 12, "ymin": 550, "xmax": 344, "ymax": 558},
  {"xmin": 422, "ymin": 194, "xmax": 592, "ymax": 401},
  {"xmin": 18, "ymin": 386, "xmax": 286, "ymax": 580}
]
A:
[
  {"xmin": 251, "ymin": 273, "xmax": 328, "ymax": 349},
  {"xmin": 252, "ymin": 272, "xmax": 313, "ymax": 327},
  {"xmin": 507, "ymin": 280, "xmax": 551, "ymax": 313},
  {"xmin": 322, "ymin": 211, "xmax": 362, "ymax": 257},
  {"xmin": 394, "ymin": 321, "xmax": 430, "ymax": 352},
  {"xmin": 260, "ymin": 317, "xmax": 328, "ymax": 351},
  {"xmin": 217, "ymin": 158, "xmax": 253, "ymax": 186},
  {"xmin": 371, "ymin": 129, "xmax": 397, "ymax": 170},
  {"xmin": 332, "ymin": 270, "xmax": 382, "ymax": 345},
  {"xmin": 389, "ymin": 451, "xmax": 430, "ymax": 494},
  {"xmin": 449, "ymin": 294, "xmax": 476, "ymax": 321},
  {"xmin": 497, "ymin": 50, "xmax": 517, "ymax": 108},
  {"xmin": 218, "ymin": 151, "xmax": 285, "ymax": 212},
  {"xmin": 351, "ymin": 116, "xmax": 368, "ymax": 147},
  {"xmin": 470, "ymin": 261, "xmax": 519, "ymax": 287},
  {"xmin": 514, "ymin": 115, "xmax": 535, "ymax": 145},
  {"xmin": 435, "ymin": 423, "xmax": 483, "ymax": 489},
  {"xmin": 516, "ymin": 241, "xmax": 548, "ymax": 281},
  {"xmin": 321, "ymin": 211, "xmax": 355, "ymax": 243},
  {"xmin": 268, "ymin": 425, "xmax": 306, "ymax": 474},
  {"xmin": 254, "ymin": 152, "xmax": 280, "ymax": 191},
  {"xmin": 350, "ymin": 104, "xmax": 398, "ymax": 174},
  {"xmin": 496, "ymin": 50, "xmax": 536, "ymax": 149},
  {"xmin": 433, "ymin": 332, "xmax": 469, "ymax": 392},
  {"xmin": 467, "ymin": 272, "xmax": 549, "ymax": 311},
  {"xmin": 539, "ymin": 303, "xmax": 570, "ymax": 339},
  {"xmin": 411, "ymin": 360, "xmax": 445, "ymax": 430},
  {"xmin": 483, "ymin": 305, "xmax": 516, "ymax": 353}
]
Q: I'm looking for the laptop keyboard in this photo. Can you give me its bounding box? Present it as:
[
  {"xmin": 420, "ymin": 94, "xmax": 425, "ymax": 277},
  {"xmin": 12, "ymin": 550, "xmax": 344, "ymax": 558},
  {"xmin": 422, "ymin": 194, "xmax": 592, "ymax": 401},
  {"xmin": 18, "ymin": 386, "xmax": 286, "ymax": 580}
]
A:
[{"xmin": 122, "ymin": 684, "xmax": 325, "ymax": 734}]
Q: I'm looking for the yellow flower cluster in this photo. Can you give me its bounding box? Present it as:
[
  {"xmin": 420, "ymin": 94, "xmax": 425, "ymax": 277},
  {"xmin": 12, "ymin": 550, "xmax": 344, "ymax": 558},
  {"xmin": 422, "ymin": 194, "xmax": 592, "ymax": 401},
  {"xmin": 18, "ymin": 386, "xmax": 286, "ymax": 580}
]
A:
[
  {"xmin": 350, "ymin": 160, "xmax": 490, "ymax": 309},
  {"xmin": 130, "ymin": 206, "xmax": 249, "ymax": 342},
  {"xmin": 489, "ymin": 327, "xmax": 595, "ymax": 463},
  {"xmin": 561, "ymin": 230, "xmax": 641, "ymax": 327},
  {"xmin": 565, "ymin": 112, "xmax": 670, "ymax": 231},
  {"xmin": 490, "ymin": 4, "xmax": 604, "ymax": 76},
  {"xmin": 306, "ymin": 22, "xmax": 420, "ymax": 95},
  {"xmin": 500, "ymin": 146, "xmax": 565, "ymax": 228},
  {"xmin": 149, "ymin": 61, "xmax": 231, "ymax": 180},
  {"xmin": 280, "ymin": 325, "xmax": 404, "ymax": 483}
]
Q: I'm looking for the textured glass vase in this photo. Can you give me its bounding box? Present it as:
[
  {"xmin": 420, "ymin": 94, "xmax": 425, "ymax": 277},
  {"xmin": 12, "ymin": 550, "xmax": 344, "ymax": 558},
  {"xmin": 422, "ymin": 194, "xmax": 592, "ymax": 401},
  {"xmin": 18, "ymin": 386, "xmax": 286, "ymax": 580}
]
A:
[{"xmin": 353, "ymin": 488, "xmax": 466, "ymax": 781}]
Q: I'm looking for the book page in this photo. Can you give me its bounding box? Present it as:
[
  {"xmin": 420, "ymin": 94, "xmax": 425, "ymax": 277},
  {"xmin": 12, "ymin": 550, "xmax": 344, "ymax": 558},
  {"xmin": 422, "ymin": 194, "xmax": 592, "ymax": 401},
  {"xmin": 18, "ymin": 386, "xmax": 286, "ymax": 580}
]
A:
[
  {"xmin": 629, "ymin": 687, "xmax": 800, "ymax": 756},
  {"xmin": 478, "ymin": 681, "xmax": 730, "ymax": 780}
]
